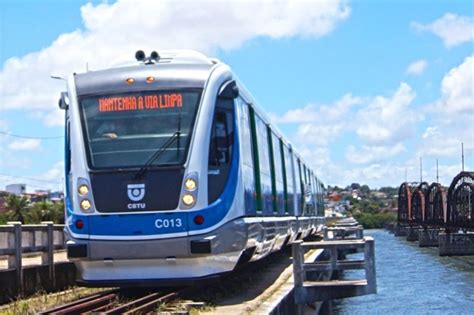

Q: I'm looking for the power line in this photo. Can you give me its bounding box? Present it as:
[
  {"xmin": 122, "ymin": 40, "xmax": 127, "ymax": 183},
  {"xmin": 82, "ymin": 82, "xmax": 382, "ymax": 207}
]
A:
[
  {"xmin": 0, "ymin": 130, "xmax": 63, "ymax": 140},
  {"xmin": 0, "ymin": 173, "xmax": 61, "ymax": 184}
]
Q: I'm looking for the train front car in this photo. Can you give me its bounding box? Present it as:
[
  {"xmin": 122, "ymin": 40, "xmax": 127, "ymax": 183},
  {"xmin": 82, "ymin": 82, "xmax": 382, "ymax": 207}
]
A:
[
  {"xmin": 62, "ymin": 51, "xmax": 248, "ymax": 286},
  {"xmin": 61, "ymin": 50, "xmax": 325, "ymax": 286}
]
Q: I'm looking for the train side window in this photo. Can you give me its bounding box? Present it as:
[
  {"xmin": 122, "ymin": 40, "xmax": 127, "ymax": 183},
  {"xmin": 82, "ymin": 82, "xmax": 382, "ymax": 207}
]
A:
[
  {"xmin": 297, "ymin": 159, "xmax": 305, "ymax": 215},
  {"xmin": 270, "ymin": 131, "xmax": 285, "ymax": 215},
  {"xmin": 237, "ymin": 98, "xmax": 256, "ymax": 215},
  {"xmin": 283, "ymin": 145, "xmax": 295, "ymax": 215},
  {"xmin": 208, "ymin": 99, "xmax": 234, "ymax": 204},
  {"xmin": 209, "ymin": 112, "xmax": 230, "ymax": 166}
]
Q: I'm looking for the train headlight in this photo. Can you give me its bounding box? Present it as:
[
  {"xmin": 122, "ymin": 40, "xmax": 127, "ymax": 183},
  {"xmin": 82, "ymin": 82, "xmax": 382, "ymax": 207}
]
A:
[
  {"xmin": 78, "ymin": 184, "xmax": 89, "ymax": 196},
  {"xmin": 80, "ymin": 199, "xmax": 92, "ymax": 211},
  {"xmin": 182, "ymin": 194, "xmax": 195, "ymax": 206},
  {"xmin": 185, "ymin": 178, "xmax": 197, "ymax": 191}
]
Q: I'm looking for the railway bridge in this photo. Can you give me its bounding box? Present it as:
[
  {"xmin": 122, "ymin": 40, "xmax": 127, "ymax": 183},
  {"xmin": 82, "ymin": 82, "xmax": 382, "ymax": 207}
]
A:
[{"xmin": 394, "ymin": 171, "xmax": 474, "ymax": 255}]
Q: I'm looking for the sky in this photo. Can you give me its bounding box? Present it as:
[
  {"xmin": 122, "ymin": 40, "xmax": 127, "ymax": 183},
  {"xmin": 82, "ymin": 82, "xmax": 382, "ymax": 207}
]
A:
[{"xmin": 0, "ymin": 0, "xmax": 473, "ymax": 192}]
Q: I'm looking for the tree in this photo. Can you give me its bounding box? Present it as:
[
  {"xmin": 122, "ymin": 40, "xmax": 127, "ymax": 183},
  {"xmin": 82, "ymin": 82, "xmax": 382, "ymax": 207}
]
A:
[
  {"xmin": 30, "ymin": 199, "xmax": 53, "ymax": 223},
  {"xmin": 5, "ymin": 195, "xmax": 30, "ymax": 223},
  {"xmin": 360, "ymin": 184, "xmax": 370, "ymax": 195},
  {"xmin": 350, "ymin": 183, "xmax": 361, "ymax": 190},
  {"xmin": 50, "ymin": 201, "xmax": 65, "ymax": 224},
  {"xmin": 29, "ymin": 199, "xmax": 65, "ymax": 224}
]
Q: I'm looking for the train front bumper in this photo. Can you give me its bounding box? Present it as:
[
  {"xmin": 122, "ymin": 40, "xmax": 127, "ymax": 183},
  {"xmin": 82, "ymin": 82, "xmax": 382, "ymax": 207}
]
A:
[{"xmin": 74, "ymin": 251, "xmax": 242, "ymax": 286}]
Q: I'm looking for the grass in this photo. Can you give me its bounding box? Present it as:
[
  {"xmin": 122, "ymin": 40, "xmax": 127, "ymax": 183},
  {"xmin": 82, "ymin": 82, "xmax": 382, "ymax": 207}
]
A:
[{"xmin": 0, "ymin": 287, "xmax": 107, "ymax": 315}]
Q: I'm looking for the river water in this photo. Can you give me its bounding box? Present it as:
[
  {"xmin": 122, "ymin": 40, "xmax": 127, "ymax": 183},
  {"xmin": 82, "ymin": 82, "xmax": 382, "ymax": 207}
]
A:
[{"xmin": 333, "ymin": 229, "xmax": 474, "ymax": 314}]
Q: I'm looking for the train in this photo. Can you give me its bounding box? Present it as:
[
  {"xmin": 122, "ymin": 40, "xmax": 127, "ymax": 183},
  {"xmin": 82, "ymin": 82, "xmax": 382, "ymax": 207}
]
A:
[{"xmin": 59, "ymin": 50, "xmax": 325, "ymax": 286}]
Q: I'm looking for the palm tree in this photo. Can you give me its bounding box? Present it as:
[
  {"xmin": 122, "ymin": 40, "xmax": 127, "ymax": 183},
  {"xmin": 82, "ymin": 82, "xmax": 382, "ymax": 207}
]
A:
[
  {"xmin": 5, "ymin": 195, "xmax": 30, "ymax": 223},
  {"xmin": 50, "ymin": 201, "xmax": 65, "ymax": 224},
  {"xmin": 30, "ymin": 199, "xmax": 53, "ymax": 223}
]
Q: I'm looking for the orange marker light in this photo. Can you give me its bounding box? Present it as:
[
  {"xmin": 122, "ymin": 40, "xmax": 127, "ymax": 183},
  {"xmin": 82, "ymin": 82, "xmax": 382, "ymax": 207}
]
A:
[
  {"xmin": 126, "ymin": 78, "xmax": 135, "ymax": 85},
  {"xmin": 146, "ymin": 76, "xmax": 155, "ymax": 83}
]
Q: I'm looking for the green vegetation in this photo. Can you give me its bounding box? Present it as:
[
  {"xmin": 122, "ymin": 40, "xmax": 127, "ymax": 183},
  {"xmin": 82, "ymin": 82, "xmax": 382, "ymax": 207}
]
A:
[
  {"xmin": 0, "ymin": 194, "xmax": 64, "ymax": 225},
  {"xmin": 349, "ymin": 188, "xmax": 397, "ymax": 228},
  {"xmin": 353, "ymin": 211, "xmax": 396, "ymax": 229},
  {"xmin": 4, "ymin": 195, "xmax": 30, "ymax": 222},
  {"xmin": 328, "ymin": 183, "xmax": 398, "ymax": 229}
]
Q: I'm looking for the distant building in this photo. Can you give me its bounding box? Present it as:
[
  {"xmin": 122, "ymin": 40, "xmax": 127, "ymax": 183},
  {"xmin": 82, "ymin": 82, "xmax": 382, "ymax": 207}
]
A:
[
  {"xmin": 50, "ymin": 191, "xmax": 64, "ymax": 202},
  {"xmin": 35, "ymin": 189, "xmax": 51, "ymax": 197},
  {"xmin": 5, "ymin": 183, "xmax": 26, "ymax": 196},
  {"xmin": 24, "ymin": 192, "xmax": 46, "ymax": 203}
]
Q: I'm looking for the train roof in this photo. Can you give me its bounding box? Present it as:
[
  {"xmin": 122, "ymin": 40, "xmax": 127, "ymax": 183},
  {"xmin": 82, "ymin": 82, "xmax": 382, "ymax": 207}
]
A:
[{"xmin": 74, "ymin": 50, "xmax": 216, "ymax": 96}]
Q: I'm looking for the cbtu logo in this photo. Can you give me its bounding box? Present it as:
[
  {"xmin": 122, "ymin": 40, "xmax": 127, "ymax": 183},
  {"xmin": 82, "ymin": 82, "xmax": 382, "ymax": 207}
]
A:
[{"xmin": 127, "ymin": 184, "xmax": 145, "ymax": 202}]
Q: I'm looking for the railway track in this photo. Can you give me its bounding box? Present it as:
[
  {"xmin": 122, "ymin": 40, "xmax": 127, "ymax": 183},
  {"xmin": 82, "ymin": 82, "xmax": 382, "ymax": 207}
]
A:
[{"xmin": 39, "ymin": 288, "xmax": 181, "ymax": 314}]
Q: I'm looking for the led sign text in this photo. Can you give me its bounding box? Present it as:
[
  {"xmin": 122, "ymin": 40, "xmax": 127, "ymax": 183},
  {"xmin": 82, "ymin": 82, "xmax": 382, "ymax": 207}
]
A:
[{"xmin": 98, "ymin": 93, "xmax": 183, "ymax": 112}]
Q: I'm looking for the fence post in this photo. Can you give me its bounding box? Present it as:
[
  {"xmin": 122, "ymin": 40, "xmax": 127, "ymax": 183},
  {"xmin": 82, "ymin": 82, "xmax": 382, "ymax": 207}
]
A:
[
  {"xmin": 292, "ymin": 240, "xmax": 304, "ymax": 315},
  {"xmin": 364, "ymin": 238, "xmax": 377, "ymax": 294},
  {"xmin": 41, "ymin": 221, "xmax": 55, "ymax": 288},
  {"xmin": 7, "ymin": 221, "xmax": 23, "ymax": 294}
]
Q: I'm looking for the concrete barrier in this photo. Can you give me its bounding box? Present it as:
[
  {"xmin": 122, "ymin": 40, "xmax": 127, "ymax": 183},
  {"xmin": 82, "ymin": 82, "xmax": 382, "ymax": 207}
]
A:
[
  {"xmin": 406, "ymin": 226, "xmax": 419, "ymax": 241},
  {"xmin": 439, "ymin": 232, "xmax": 474, "ymax": 256},
  {"xmin": 418, "ymin": 228, "xmax": 440, "ymax": 247},
  {"xmin": 394, "ymin": 224, "xmax": 407, "ymax": 237},
  {"xmin": 0, "ymin": 262, "xmax": 76, "ymax": 304}
]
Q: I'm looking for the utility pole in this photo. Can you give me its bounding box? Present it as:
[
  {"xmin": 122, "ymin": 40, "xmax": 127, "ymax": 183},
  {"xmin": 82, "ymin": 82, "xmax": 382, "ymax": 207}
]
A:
[
  {"xmin": 420, "ymin": 157, "xmax": 423, "ymax": 182},
  {"xmin": 436, "ymin": 159, "xmax": 439, "ymax": 183},
  {"xmin": 461, "ymin": 142, "xmax": 465, "ymax": 172}
]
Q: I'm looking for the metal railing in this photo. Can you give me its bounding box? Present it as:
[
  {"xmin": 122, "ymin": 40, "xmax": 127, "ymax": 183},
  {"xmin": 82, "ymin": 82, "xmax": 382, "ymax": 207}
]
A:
[{"xmin": 0, "ymin": 222, "xmax": 66, "ymax": 292}]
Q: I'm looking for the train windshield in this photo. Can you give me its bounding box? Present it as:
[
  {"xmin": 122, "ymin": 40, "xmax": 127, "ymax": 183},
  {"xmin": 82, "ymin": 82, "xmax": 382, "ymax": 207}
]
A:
[{"xmin": 80, "ymin": 89, "xmax": 202, "ymax": 169}]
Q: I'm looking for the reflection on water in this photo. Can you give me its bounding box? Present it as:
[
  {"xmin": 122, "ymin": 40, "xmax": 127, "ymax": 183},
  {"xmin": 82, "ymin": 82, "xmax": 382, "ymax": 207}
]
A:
[{"xmin": 333, "ymin": 229, "xmax": 474, "ymax": 314}]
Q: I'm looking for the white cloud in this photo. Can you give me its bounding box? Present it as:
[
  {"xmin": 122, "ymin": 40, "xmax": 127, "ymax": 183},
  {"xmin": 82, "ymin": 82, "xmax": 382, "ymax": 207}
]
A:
[
  {"xmin": 35, "ymin": 161, "xmax": 64, "ymax": 185},
  {"xmin": 412, "ymin": 13, "xmax": 474, "ymax": 48},
  {"xmin": 355, "ymin": 82, "xmax": 419, "ymax": 145},
  {"xmin": 346, "ymin": 143, "xmax": 406, "ymax": 164},
  {"xmin": 422, "ymin": 126, "xmax": 440, "ymax": 139},
  {"xmin": 0, "ymin": 0, "xmax": 350, "ymax": 126},
  {"xmin": 267, "ymin": 83, "xmax": 420, "ymax": 147},
  {"xmin": 439, "ymin": 55, "xmax": 473, "ymax": 114},
  {"xmin": 418, "ymin": 124, "xmax": 472, "ymax": 159},
  {"xmin": 426, "ymin": 162, "xmax": 471, "ymax": 187},
  {"xmin": 8, "ymin": 139, "xmax": 42, "ymax": 151},
  {"xmin": 0, "ymin": 161, "xmax": 64, "ymax": 192},
  {"xmin": 406, "ymin": 59, "xmax": 428, "ymax": 75},
  {"xmin": 418, "ymin": 56, "xmax": 474, "ymax": 162},
  {"xmin": 277, "ymin": 94, "xmax": 361, "ymax": 124},
  {"xmin": 298, "ymin": 123, "xmax": 345, "ymax": 146},
  {"xmin": 275, "ymin": 94, "xmax": 362, "ymax": 146}
]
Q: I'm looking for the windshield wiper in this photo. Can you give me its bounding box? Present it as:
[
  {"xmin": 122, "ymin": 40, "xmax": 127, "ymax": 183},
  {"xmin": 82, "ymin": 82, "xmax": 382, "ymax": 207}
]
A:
[{"xmin": 133, "ymin": 132, "xmax": 179, "ymax": 180}]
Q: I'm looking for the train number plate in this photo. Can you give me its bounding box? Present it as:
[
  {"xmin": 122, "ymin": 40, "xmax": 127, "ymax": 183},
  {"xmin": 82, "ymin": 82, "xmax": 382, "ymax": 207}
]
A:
[{"xmin": 154, "ymin": 218, "xmax": 183, "ymax": 229}]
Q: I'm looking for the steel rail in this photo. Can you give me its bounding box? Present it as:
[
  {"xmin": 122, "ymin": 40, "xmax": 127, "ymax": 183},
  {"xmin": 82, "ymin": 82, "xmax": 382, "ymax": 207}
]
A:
[{"xmin": 38, "ymin": 289, "xmax": 120, "ymax": 314}]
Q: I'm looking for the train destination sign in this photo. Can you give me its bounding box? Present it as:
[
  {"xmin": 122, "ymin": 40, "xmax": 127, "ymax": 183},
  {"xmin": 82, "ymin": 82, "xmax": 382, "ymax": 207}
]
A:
[{"xmin": 98, "ymin": 93, "xmax": 183, "ymax": 112}]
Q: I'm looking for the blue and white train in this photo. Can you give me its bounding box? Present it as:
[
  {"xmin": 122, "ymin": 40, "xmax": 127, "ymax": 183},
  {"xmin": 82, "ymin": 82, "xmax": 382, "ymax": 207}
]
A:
[{"xmin": 60, "ymin": 50, "xmax": 325, "ymax": 286}]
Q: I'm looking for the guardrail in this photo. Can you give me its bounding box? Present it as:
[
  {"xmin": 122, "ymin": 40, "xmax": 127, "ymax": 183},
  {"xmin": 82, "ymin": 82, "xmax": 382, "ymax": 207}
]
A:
[
  {"xmin": 292, "ymin": 237, "xmax": 376, "ymax": 311},
  {"xmin": 0, "ymin": 222, "xmax": 66, "ymax": 293}
]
